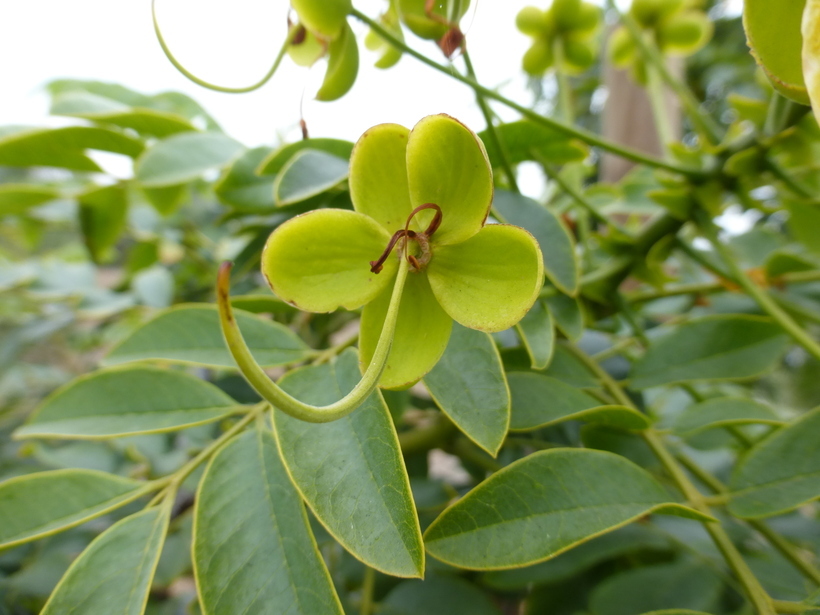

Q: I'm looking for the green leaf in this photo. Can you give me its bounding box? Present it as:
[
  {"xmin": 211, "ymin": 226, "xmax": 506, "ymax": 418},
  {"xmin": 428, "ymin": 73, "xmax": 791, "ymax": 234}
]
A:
[
  {"xmin": 424, "ymin": 448, "xmax": 709, "ymax": 569},
  {"xmin": 141, "ymin": 183, "xmax": 188, "ymax": 215},
  {"xmin": 743, "ymin": 0, "xmax": 809, "ymax": 104},
  {"xmin": 213, "ymin": 146, "xmax": 276, "ymax": 211},
  {"xmin": 0, "ymin": 469, "xmax": 150, "ymax": 549},
  {"xmin": 0, "ymin": 184, "xmax": 61, "ymax": 216},
  {"xmin": 40, "ymin": 502, "xmax": 170, "ymax": 615},
  {"xmin": 516, "ymin": 299, "xmax": 555, "ymax": 370},
  {"xmin": 256, "ymin": 138, "xmax": 354, "ymax": 176},
  {"xmin": 673, "ymin": 397, "xmax": 783, "ymax": 437},
  {"xmin": 194, "ymin": 428, "xmax": 343, "ymax": 615},
  {"xmin": 261, "ymin": 208, "xmax": 396, "ymax": 312},
  {"xmin": 78, "ymin": 184, "xmax": 129, "ymax": 263},
  {"xmin": 273, "ymin": 149, "xmax": 349, "ymax": 206},
  {"xmin": 589, "ymin": 561, "xmax": 723, "ymax": 615},
  {"xmin": 630, "ymin": 316, "xmax": 790, "ymax": 389},
  {"xmin": 0, "ymin": 126, "xmax": 144, "ymax": 171},
  {"xmin": 135, "ymin": 132, "xmax": 244, "ymax": 187},
  {"xmin": 542, "ymin": 344, "xmax": 599, "ymax": 387},
  {"xmin": 785, "ymin": 200, "xmax": 820, "ymax": 255},
  {"xmin": 406, "ymin": 114, "xmax": 493, "ymax": 246},
  {"xmin": 729, "ymin": 407, "xmax": 820, "ymax": 518},
  {"xmin": 478, "ymin": 121, "xmax": 588, "ymax": 166},
  {"xmin": 349, "ymin": 122, "xmax": 413, "ymax": 232},
  {"xmin": 482, "ymin": 524, "xmax": 670, "ymax": 590},
  {"xmin": 104, "ymin": 304, "xmax": 310, "ymax": 368},
  {"xmin": 508, "ymin": 372, "xmax": 650, "ymax": 431},
  {"xmin": 360, "ymin": 269, "xmax": 452, "ymax": 389},
  {"xmin": 428, "ymin": 224, "xmax": 544, "ymax": 332},
  {"xmin": 493, "ymin": 189, "xmax": 579, "ymax": 295},
  {"xmin": 545, "ymin": 292, "xmax": 584, "ymax": 341},
  {"xmin": 14, "ymin": 366, "xmax": 245, "ymax": 439},
  {"xmin": 381, "ymin": 575, "xmax": 502, "ymax": 615},
  {"xmin": 51, "ymin": 91, "xmax": 196, "ymax": 137},
  {"xmin": 424, "ymin": 323, "xmax": 510, "ymax": 455},
  {"xmin": 273, "ymin": 350, "xmax": 424, "ymax": 577}
]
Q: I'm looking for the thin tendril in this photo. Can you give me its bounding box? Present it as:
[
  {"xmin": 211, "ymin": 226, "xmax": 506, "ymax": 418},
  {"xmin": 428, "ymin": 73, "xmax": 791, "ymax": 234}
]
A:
[{"xmin": 152, "ymin": 0, "xmax": 296, "ymax": 93}]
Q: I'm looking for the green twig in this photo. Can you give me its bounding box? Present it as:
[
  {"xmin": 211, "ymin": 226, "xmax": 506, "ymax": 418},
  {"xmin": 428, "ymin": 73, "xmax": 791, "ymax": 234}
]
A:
[
  {"xmin": 676, "ymin": 453, "xmax": 820, "ymax": 587},
  {"xmin": 696, "ymin": 211, "xmax": 820, "ymax": 362},
  {"xmin": 568, "ymin": 342, "xmax": 777, "ymax": 615},
  {"xmin": 351, "ymin": 8, "xmax": 706, "ymax": 178},
  {"xmin": 398, "ymin": 414, "xmax": 457, "ymax": 455},
  {"xmin": 147, "ymin": 404, "xmax": 266, "ymax": 507},
  {"xmin": 359, "ymin": 566, "xmax": 375, "ymax": 615},
  {"xmin": 538, "ymin": 156, "xmax": 624, "ymax": 233}
]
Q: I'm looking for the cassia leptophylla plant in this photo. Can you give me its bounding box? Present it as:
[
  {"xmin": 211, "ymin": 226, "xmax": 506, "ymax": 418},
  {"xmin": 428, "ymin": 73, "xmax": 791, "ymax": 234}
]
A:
[
  {"xmin": 608, "ymin": 0, "xmax": 712, "ymax": 83},
  {"xmin": 516, "ymin": 0, "xmax": 602, "ymax": 76},
  {"xmin": 217, "ymin": 114, "xmax": 543, "ymax": 421}
]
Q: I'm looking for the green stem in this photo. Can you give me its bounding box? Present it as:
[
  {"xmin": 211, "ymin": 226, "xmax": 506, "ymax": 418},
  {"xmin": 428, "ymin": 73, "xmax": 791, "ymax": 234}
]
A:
[
  {"xmin": 359, "ymin": 566, "xmax": 375, "ymax": 615},
  {"xmin": 504, "ymin": 436, "xmax": 561, "ymax": 450},
  {"xmin": 643, "ymin": 431, "xmax": 776, "ymax": 615},
  {"xmin": 539, "ymin": 161, "xmax": 622, "ymax": 232},
  {"xmin": 462, "ymin": 49, "xmax": 519, "ymax": 192},
  {"xmin": 609, "ymin": 0, "xmax": 723, "ymax": 144},
  {"xmin": 152, "ymin": 0, "xmax": 295, "ymax": 93},
  {"xmin": 676, "ymin": 453, "xmax": 820, "ymax": 587},
  {"xmin": 217, "ymin": 257, "xmax": 410, "ymax": 422},
  {"xmin": 773, "ymin": 600, "xmax": 819, "ymax": 614},
  {"xmin": 450, "ymin": 437, "xmax": 503, "ymax": 473},
  {"xmin": 311, "ymin": 333, "xmax": 359, "ymax": 366},
  {"xmin": 766, "ymin": 158, "xmax": 816, "ymax": 201},
  {"xmin": 398, "ymin": 414, "xmax": 457, "ymax": 454},
  {"xmin": 696, "ymin": 211, "xmax": 820, "ymax": 362},
  {"xmin": 351, "ymin": 8, "xmax": 705, "ymax": 178},
  {"xmin": 568, "ymin": 342, "xmax": 777, "ymax": 615},
  {"xmin": 147, "ymin": 404, "xmax": 265, "ymax": 507}
]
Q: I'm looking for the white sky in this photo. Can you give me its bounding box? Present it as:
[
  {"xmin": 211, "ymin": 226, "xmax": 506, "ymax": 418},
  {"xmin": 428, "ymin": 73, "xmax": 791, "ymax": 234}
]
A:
[{"xmin": 0, "ymin": 0, "xmax": 546, "ymax": 147}]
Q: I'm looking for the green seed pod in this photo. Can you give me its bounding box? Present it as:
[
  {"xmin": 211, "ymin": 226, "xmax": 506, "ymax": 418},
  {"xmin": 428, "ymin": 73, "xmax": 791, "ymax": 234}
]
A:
[
  {"xmin": 552, "ymin": 0, "xmax": 583, "ymax": 31},
  {"xmin": 398, "ymin": 0, "xmax": 471, "ymax": 40},
  {"xmin": 608, "ymin": 25, "xmax": 636, "ymax": 67},
  {"xmin": 631, "ymin": 0, "xmax": 684, "ymax": 27},
  {"xmin": 291, "ymin": 0, "xmax": 352, "ymax": 40},
  {"xmin": 316, "ymin": 22, "xmax": 359, "ymax": 101},
  {"xmin": 287, "ymin": 25, "xmax": 325, "ymax": 67},
  {"xmin": 573, "ymin": 2, "xmax": 602, "ymax": 37},
  {"xmin": 658, "ymin": 11, "xmax": 712, "ymax": 55},
  {"xmin": 516, "ymin": 6, "xmax": 549, "ymax": 36},
  {"xmin": 562, "ymin": 37, "xmax": 596, "ymax": 73},
  {"xmin": 522, "ymin": 38, "xmax": 554, "ymax": 76}
]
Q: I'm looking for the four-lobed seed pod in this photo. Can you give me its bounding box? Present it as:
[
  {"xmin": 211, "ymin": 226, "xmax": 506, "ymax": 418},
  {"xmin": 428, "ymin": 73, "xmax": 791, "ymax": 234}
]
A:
[{"xmin": 516, "ymin": 0, "xmax": 602, "ymax": 76}]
